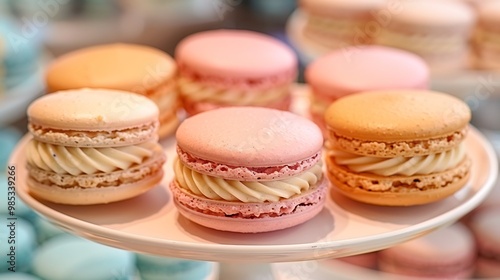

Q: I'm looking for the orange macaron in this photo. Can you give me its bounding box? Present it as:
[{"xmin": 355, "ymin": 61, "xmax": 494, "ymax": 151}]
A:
[
  {"xmin": 45, "ymin": 43, "xmax": 180, "ymax": 138},
  {"xmin": 324, "ymin": 90, "xmax": 471, "ymax": 206}
]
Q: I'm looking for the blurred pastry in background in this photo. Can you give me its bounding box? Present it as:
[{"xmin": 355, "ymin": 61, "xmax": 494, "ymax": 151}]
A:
[
  {"xmin": 299, "ymin": 0, "xmax": 386, "ymax": 49},
  {"xmin": 474, "ymin": 1, "xmax": 500, "ymax": 70},
  {"xmin": 469, "ymin": 206, "xmax": 500, "ymax": 278},
  {"xmin": 305, "ymin": 45, "xmax": 428, "ymax": 134},
  {"xmin": 378, "ymin": 223, "xmax": 476, "ymax": 279},
  {"xmin": 175, "ymin": 29, "xmax": 297, "ymax": 115},
  {"xmin": 0, "ymin": 19, "xmax": 42, "ymax": 95},
  {"xmin": 45, "ymin": 43, "xmax": 180, "ymax": 138},
  {"xmin": 375, "ymin": 0, "xmax": 475, "ymax": 74}
]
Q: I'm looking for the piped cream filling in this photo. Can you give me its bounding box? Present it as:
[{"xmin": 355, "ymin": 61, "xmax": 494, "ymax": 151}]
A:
[
  {"xmin": 174, "ymin": 157, "xmax": 323, "ymax": 203},
  {"xmin": 177, "ymin": 76, "xmax": 290, "ymax": 106},
  {"xmin": 330, "ymin": 142, "xmax": 466, "ymax": 176},
  {"xmin": 26, "ymin": 139, "xmax": 160, "ymax": 175}
]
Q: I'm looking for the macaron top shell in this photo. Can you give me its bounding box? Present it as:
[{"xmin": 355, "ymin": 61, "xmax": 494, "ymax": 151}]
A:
[
  {"xmin": 300, "ymin": 0, "xmax": 386, "ymax": 17},
  {"xmin": 305, "ymin": 46, "xmax": 429, "ymax": 98},
  {"xmin": 45, "ymin": 43, "xmax": 176, "ymax": 93},
  {"xmin": 325, "ymin": 90, "xmax": 471, "ymax": 142},
  {"xmin": 28, "ymin": 88, "xmax": 159, "ymax": 131},
  {"xmin": 175, "ymin": 30, "xmax": 297, "ymax": 81},
  {"xmin": 388, "ymin": 0, "xmax": 475, "ymax": 29},
  {"xmin": 176, "ymin": 107, "xmax": 323, "ymax": 167}
]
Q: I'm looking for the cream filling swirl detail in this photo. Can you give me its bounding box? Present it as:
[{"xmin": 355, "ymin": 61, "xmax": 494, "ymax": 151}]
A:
[
  {"xmin": 330, "ymin": 142, "xmax": 466, "ymax": 176},
  {"xmin": 177, "ymin": 76, "xmax": 291, "ymax": 106},
  {"xmin": 174, "ymin": 157, "xmax": 323, "ymax": 203},
  {"xmin": 27, "ymin": 139, "xmax": 159, "ymax": 175}
]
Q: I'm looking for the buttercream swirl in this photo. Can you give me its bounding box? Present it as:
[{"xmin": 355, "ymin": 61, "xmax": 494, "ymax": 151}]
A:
[
  {"xmin": 174, "ymin": 158, "xmax": 323, "ymax": 203},
  {"xmin": 26, "ymin": 139, "xmax": 160, "ymax": 175},
  {"xmin": 177, "ymin": 76, "xmax": 290, "ymax": 106},
  {"xmin": 330, "ymin": 142, "xmax": 466, "ymax": 176}
]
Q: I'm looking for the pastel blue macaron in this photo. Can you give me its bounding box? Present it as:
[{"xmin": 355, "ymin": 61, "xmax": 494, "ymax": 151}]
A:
[
  {"xmin": 0, "ymin": 215, "xmax": 37, "ymax": 273},
  {"xmin": 0, "ymin": 272, "xmax": 41, "ymax": 280},
  {"xmin": 32, "ymin": 214, "xmax": 67, "ymax": 244},
  {"xmin": 136, "ymin": 253, "xmax": 213, "ymax": 280},
  {"xmin": 32, "ymin": 235, "xmax": 136, "ymax": 280},
  {"xmin": 0, "ymin": 127, "xmax": 21, "ymax": 170}
]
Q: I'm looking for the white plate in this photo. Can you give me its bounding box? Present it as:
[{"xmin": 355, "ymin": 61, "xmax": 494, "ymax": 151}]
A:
[{"xmin": 10, "ymin": 88, "xmax": 498, "ymax": 263}]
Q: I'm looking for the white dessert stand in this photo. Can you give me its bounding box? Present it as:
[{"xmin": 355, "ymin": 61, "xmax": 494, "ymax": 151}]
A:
[{"xmin": 11, "ymin": 88, "xmax": 498, "ymax": 279}]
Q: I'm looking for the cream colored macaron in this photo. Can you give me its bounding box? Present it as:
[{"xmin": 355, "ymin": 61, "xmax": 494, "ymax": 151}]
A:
[
  {"xmin": 25, "ymin": 88, "xmax": 166, "ymax": 205},
  {"xmin": 45, "ymin": 43, "xmax": 179, "ymax": 138},
  {"xmin": 324, "ymin": 90, "xmax": 471, "ymax": 206}
]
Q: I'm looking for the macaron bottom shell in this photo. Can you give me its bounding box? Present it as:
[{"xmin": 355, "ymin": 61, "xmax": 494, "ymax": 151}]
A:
[
  {"xmin": 327, "ymin": 157, "xmax": 471, "ymax": 206},
  {"xmin": 170, "ymin": 179, "xmax": 328, "ymax": 233},
  {"xmin": 27, "ymin": 167, "xmax": 164, "ymax": 205}
]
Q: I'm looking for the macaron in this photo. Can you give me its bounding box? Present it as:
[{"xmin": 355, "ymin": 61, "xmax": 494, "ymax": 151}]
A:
[
  {"xmin": 45, "ymin": 43, "xmax": 179, "ymax": 138},
  {"xmin": 299, "ymin": 0, "xmax": 387, "ymax": 48},
  {"xmin": 474, "ymin": 1, "xmax": 500, "ymax": 70},
  {"xmin": 32, "ymin": 235, "xmax": 136, "ymax": 280},
  {"xmin": 325, "ymin": 90, "xmax": 471, "ymax": 206},
  {"xmin": 0, "ymin": 216, "xmax": 37, "ymax": 273},
  {"xmin": 378, "ymin": 223, "xmax": 476, "ymax": 279},
  {"xmin": 375, "ymin": 0, "xmax": 476, "ymax": 74},
  {"xmin": 25, "ymin": 88, "xmax": 166, "ymax": 205},
  {"xmin": 175, "ymin": 29, "xmax": 297, "ymax": 115},
  {"xmin": 135, "ymin": 253, "xmax": 213, "ymax": 280},
  {"xmin": 469, "ymin": 206, "xmax": 500, "ymax": 278},
  {"xmin": 171, "ymin": 107, "xmax": 326, "ymax": 233},
  {"xmin": 305, "ymin": 46, "xmax": 429, "ymax": 133}
]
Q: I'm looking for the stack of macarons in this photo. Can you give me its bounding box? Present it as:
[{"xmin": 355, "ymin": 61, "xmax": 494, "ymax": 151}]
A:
[
  {"xmin": 299, "ymin": 0, "xmax": 387, "ymax": 48},
  {"xmin": 25, "ymin": 88, "xmax": 166, "ymax": 205},
  {"xmin": 45, "ymin": 43, "xmax": 180, "ymax": 138},
  {"xmin": 305, "ymin": 45, "xmax": 429, "ymax": 134},
  {"xmin": 170, "ymin": 107, "xmax": 326, "ymax": 233},
  {"xmin": 175, "ymin": 29, "xmax": 297, "ymax": 116},
  {"xmin": 324, "ymin": 90, "xmax": 471, "ymax": 206}
]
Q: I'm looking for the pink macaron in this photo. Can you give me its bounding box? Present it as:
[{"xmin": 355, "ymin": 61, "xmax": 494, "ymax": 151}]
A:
[
  {"xmin": 469, "ymin": 206, "xmax": 500, "ymax": 278},
  {"xmin": 378, "ymin": 223, "xmax": 476, "ymax": 279},
  {"xmin": 170, "ymin": 107, "xmax": 326, "ymax": 233},
  {"xmin": 305, "ymin": 45, "xmax": 429, "ymax": 133},
  {"xmin": 175, "ymin": 29, "xmax": 298, "ymax": 116}
]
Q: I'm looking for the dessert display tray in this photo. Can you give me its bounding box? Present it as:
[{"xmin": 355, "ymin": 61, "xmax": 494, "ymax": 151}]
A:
[{"xmin": 11, "ymin": 86, "xmax": 498, "ymax": 263}]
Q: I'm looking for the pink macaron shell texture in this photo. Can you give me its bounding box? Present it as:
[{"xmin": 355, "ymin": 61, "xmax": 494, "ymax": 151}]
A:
[
  {"xmin": 305, "ymin": 46, "xmax": 429, "ymax": 99},
  {"xmin": 176, "ymin": 107, "xmax": 323, "ymax": 180},
  {"xmin": 175, "ymin": 30, "xmax": 297, "ymax": 88},
  {"xmin": 170, "ymin": 179, "xmax": 327, "ymax": 233}
]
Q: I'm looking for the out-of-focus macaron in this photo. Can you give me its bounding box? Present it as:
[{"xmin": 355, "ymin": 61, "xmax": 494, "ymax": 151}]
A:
[
  {"xmin": 0, "ymin": 273, "xmax": 41, "ymax": 280},
  {"xmin": 175, "ymin": 29, "xmax": 297, "ymax": 115},
  {"xmin": 375, "ymin": 0, "xmax": 475, "ymax": 74},
  {"xmin": 0, "ymin": 216, "xmax": 37, "ymax": 273},
  {"xmin": 32, "ymin": 215, "xmax": 67, "ymax": 244},
  {"xmin": 474, "ymin": 1, "xmax": 500, "ymax": 70},
  {"xmin": 25, "ymin": 88, "xmax": 166, "ymax": 205},
  {"xmin": 305, "ymin": 46, "xmax": 429, "ymax": 133},
  {"xmin": 171, "ymin": 107, "xmax": 326, "ymax": 233},
  {"xmin": 469, "ymin": 206, "xmax": 500, "ymax": 278},
  {"xmin": 336, "ymin": 252, "xmax": 378, "ymax": 270},
  {"xmin": 135, "ymin": 253, "xmax": 213, "ymax": 280},
  {"xmin": 32, "ymin": 235, "xmax": 136, "ymax": 280},
  {"xmin": 0, "ymin": 126, "xmax": 21, "ymax": 170},
  {"xmin": 378, "ymin": 223, "xmax": 476, "ymax": 279},
  {"xmin": 45, "ymin": 43, "xmax": 179, "ymax": 138},
  {"xmin": 299, "ymin": 0, "xmax": 387, "ymax": 48},
  {"xmin": 325, "ymin": 90, "xmax": 471, "ymax": 206}
]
